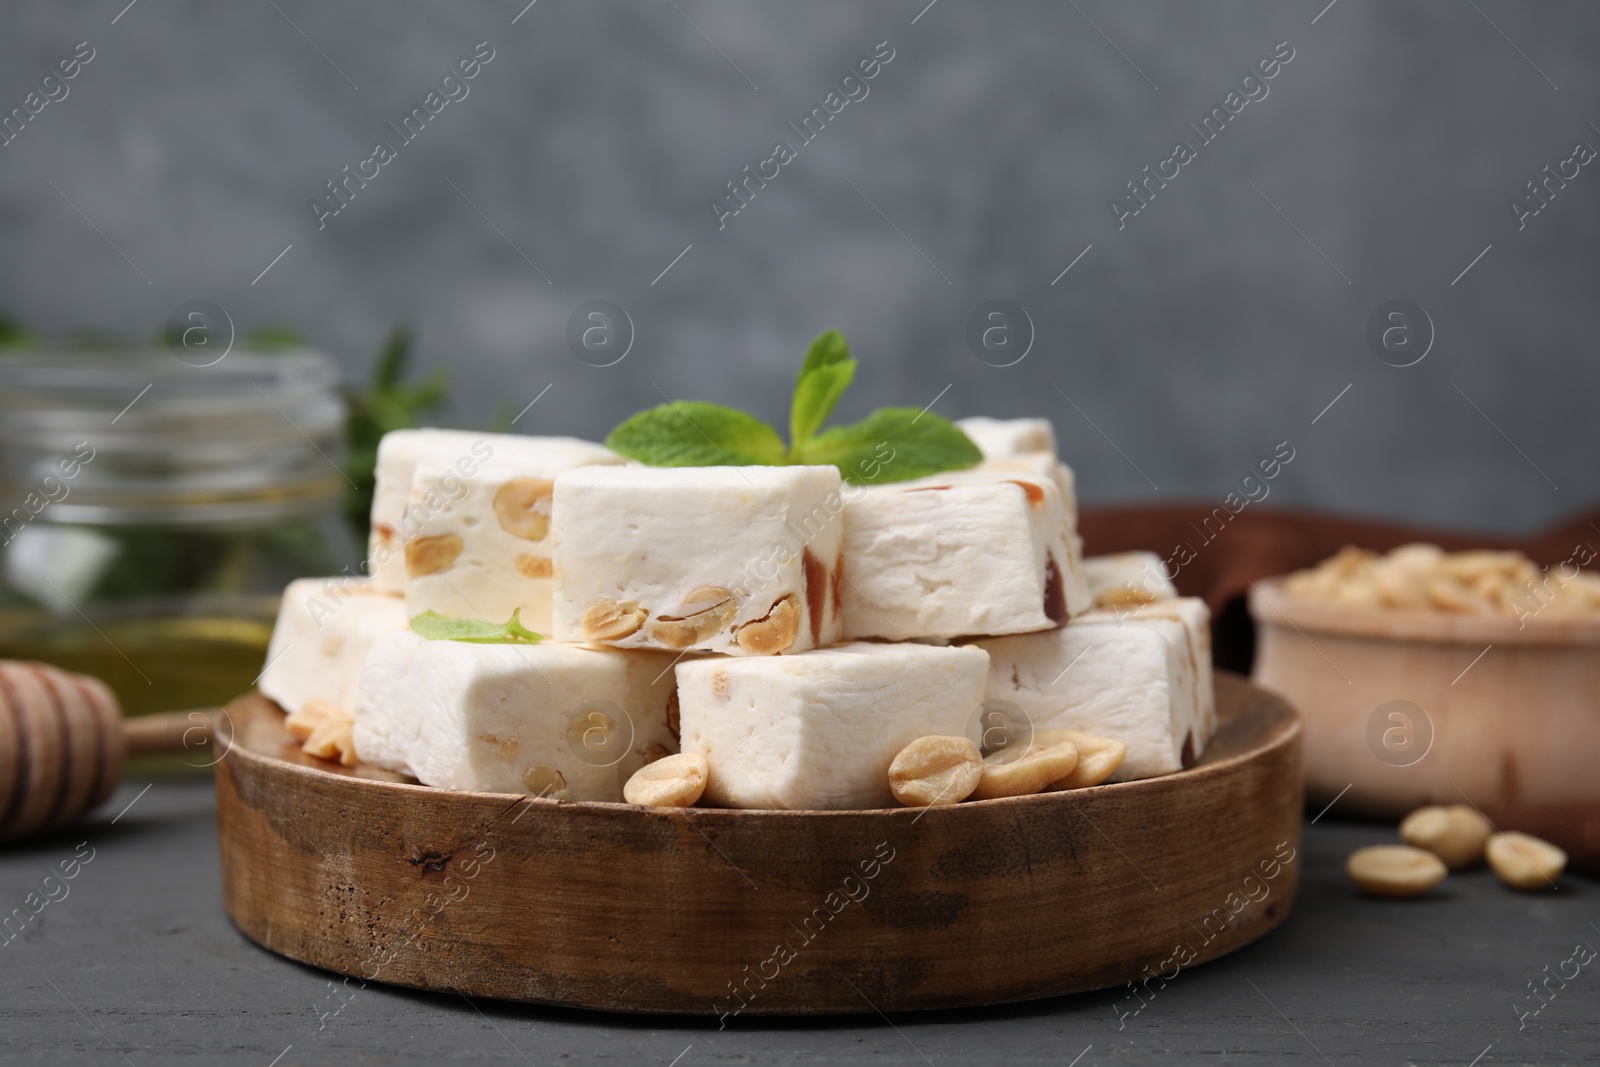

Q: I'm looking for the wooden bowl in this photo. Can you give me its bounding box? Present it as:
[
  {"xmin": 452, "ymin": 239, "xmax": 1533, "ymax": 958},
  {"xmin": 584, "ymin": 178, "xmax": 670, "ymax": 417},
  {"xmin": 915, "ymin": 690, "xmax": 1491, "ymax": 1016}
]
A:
[
  {"xmin": 1250, "ymin": 579, "xmax": 1600, "ymax": 820},
  {"xmin": 215, "ymin": 673, "xmax": 1301, "ymax": 1016}
]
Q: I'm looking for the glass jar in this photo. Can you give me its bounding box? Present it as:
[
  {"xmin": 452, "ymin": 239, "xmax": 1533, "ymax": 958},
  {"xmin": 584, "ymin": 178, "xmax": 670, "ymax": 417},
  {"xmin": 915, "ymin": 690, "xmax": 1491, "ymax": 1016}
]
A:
[{"xmin": 0, "ymin": 348, "xmax": 359, "ymax": 718}]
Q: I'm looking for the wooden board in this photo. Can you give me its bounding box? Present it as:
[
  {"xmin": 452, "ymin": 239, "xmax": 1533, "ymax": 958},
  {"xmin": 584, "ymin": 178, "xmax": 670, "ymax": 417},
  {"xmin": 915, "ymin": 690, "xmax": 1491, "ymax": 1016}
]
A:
[{"xmin": 214, "ymin": 672, "xmax": 1302, "ymax": 1016}]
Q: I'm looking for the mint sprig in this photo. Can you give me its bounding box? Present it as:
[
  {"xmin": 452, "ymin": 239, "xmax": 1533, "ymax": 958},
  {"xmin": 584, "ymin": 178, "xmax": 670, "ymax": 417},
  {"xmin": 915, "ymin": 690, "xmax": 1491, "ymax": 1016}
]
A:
[
  {"xmin": 604, "ymin": 330, "xmax": 981, "ymax": 485},
  {"xmin": 410, "ymin": 609, "xmax": 543, "ymax": 644}
]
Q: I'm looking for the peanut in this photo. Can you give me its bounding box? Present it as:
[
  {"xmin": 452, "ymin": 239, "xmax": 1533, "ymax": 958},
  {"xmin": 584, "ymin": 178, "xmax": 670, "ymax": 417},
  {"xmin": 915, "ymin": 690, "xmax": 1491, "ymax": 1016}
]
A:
[
  {"xmin": 1093, "ymin": 585, "xmax": 1161, "ymax": 610},
  {"xmin": 522, "ymin": 764, "xmax": 568, "ymax": 799},
  {"xmin": 623, "ymin": 752, "xmax": 708, "ymax": 807},
  {"xmin": 888, "ymin": 735, "xmax": 983, "ymax": 807},
  {"xmin": 970, "ymin": 740, "xmax": 1079, "ymax": 801},
  {"xmin": 1034, "ymin": 728, "xmax": 1127, "ymax": 789},
  {"xmin": 493, "ymin": 477, "xmax": 555, "ymax": 541},
  {"xmin": 285, "ymin": 697, "xmax": 359, "ymax": 767},
  {"xmin": 734, "ymin": 593, "xmax": 800, "ymax": 654},
  {"xmin": 514, "ymin": 553, "xmax": 553, "ymax": 579},
  {"xmin": 1285, "ymin": 543, "xmax": 1600, "ymax": 619},
  {"xmin": 1346, "ymin": 844, "xmax": 1447, "ymax": 898},
  {"xmin": 649, "ymin": 585, "xmax": 737, "ymax": 648},
  {"xmin": 1399, "ymin": 804, "xmax": 1491, "ymax": 870},
  {"xmin": 582, "ymin": 599, "xmax": 647, "ymax": 641},
  {"xmin": 405, "ymin": 533, "xmax": 464, "ymax": 577},
  {"xmin": 1486, "ymin": 831, "xmax": 1566, "ymax": 891}
]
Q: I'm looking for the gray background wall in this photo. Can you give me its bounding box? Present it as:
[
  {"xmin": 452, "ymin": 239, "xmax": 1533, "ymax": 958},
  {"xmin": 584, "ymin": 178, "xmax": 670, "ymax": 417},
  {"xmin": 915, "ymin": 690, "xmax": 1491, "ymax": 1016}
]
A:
[{"xmin": 1, "ymin": 0, "xmax": 1595, "ymax": 535}]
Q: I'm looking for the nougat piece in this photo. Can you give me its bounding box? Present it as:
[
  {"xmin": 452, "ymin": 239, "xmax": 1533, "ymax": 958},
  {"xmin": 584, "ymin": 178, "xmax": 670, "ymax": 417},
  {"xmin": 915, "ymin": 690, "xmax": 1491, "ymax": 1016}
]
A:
[
  {"xmin": 677, "ymin": 642, "xmax": 989, "ymax": 809},
  {"xmin": 352, "ymin": 631, "xmax": 678, "ymax": 800},
  {"xmin": 367, "ymin": 429, "xmax": 495, "ymax": 591},
  {"xmin": 956, "ymin": 418, "xmax": 1079, "ymax": 526},
  {"xmin": 259, "ymin": 577, "xmax": 407, "ymax": 716},
  {"xmin": 976, "ymin": 597, "xmax": 1215, "ymax": 780},
  {"xmin": 367, "ymin": 430, "xmax": 621, "ymax": 592},
  {"xmin": 839, "ymin": 468, "xmax": 1090, "ymax": 641},
  {"xmin": 403, "ymin": 440, "xmax": 629, "ymax": 633},
  {"xmin": 551, "ymin": 465, "xmax": 843, "ymax": 655},
  {"xmin": 1084, "ymin": 551, "xmax": 1179, "ymax": 610},
  {"xmin": 956, "ymin": 417, "xmax": 1057, "ymax": 458}
]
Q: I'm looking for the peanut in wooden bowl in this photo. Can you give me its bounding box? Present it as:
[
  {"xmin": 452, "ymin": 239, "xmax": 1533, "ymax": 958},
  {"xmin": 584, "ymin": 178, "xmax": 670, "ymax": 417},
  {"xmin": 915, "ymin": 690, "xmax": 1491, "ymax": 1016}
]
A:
[
  {"xmin": 215, "ymin": 673, "xmax": 1301, "ymax": 1016},
  {"xmin": 1249, "ymin": 578, "xmax": 1600, "ymax": 821}
]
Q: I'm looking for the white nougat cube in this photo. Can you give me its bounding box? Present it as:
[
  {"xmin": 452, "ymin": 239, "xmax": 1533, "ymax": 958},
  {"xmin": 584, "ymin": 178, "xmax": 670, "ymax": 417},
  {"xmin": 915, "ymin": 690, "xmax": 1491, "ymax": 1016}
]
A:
[
  {"xmin": 551, "ymin": 465, "xmax": 843, "ymax": 655},
  {"xmin": 368, "ymin": 429, "xmax": 496, "ymax": 591},
  {"xmin": 839, "ymin": 468, "xmax": 1090, "ymax": 641},
  {"xmin": 1084, "ymin": 552, "xmax": 1179, "ymax": 609},
  {"xmin": 367, "ymin": 430, "xmax": 621, "ymax": 592},
  {"xmin": 677, "ymin": 642, "xmax": 989, "ymax": 809},
  {"xmin": 259, "ymin": 577, "xmax": 408, "ymax": 716},
  {"xmin": 976, "ymin": 597, "xmax": 1216, "ymax": 780},
  {"xmin": 403, "ymin": 440, "xmax": 628, "ymax": 633},
  {"xmin": 955, "ymin": 417, "xmax": 1078, "ymax": 524},
  {"xmin": 352, "ymin": 631, "xmax": 678, "ymax": 801},
  {"xmin": 957, "ymin": 416, "xmax": 1057, "ymax": 458}
]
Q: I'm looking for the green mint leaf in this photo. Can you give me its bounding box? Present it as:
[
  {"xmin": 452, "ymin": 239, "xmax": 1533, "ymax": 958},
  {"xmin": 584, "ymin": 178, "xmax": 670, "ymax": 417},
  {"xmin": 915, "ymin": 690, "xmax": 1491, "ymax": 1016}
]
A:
[
  {"xmin": 605, "ymin": 401, "xmax": 787, "ymax": 467},
  {"xmin": 790, "ymin": 330, "xmax": 857, "ymax": 455},
  {"xmin": 410, "ymin": 608, "xmax": 544, "ymax": 644},
  {"xmin": 802, "ymin": 407, "xmax": 983, "ymax": 485}
]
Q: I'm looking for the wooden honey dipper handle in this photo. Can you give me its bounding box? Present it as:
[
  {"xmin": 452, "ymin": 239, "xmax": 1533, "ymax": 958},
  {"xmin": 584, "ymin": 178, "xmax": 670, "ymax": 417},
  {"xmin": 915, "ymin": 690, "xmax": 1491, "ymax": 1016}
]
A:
[{"xmin": 0, "ymin": 660, "xmax": 219, "ymax": 843}]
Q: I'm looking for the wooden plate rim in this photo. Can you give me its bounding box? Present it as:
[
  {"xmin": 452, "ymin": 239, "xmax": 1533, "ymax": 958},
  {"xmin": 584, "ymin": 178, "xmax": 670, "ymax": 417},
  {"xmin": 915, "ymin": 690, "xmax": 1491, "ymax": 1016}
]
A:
[{"xmin": 224, "ymin": 673, "xmax": 1299, "ymax": 819}]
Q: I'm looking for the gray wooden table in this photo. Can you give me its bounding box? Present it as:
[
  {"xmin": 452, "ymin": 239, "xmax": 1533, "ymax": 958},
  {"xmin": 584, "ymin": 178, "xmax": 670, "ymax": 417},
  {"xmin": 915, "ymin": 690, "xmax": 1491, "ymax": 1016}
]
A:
[{"xmin": 2, "ymin": 778, "xmax": 1594, "ymax": 1065}]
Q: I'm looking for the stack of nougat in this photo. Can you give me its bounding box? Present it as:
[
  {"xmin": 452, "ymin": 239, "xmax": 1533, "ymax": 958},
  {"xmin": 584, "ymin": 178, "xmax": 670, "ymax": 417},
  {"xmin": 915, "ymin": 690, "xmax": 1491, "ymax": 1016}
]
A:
[{"xmin": 258, "ymin": 417, "xmax": 1216, "ymax": 809}]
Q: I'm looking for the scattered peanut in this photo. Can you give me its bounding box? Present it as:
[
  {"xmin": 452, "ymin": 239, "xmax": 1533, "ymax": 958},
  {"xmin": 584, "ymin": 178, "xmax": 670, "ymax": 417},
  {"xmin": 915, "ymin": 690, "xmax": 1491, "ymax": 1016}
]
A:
[
  {"xmin": 1033, "ymin": 728, "xmax": 1127, "ymax": 790},
  {"xmin": 1399, "ymin": 804, "xmax": 1492, "ymax": 869},
  {"xmin": 285, "ymin": 697, "xmax": 359, "ymax": 767},
  {"xmin": 522, "ymin": 764, "xmax": 568, "ymax": 799},
  {"xmin": 734, "ymin": 593, "xmax": 800, "ymax": 654},
  {"xmin": 624, "ymin": 752, "xmax": 708, "ymax": 807},
  {"xmin": 493, "ymin": 477, "xmax": 555, "ymax": 540},
  {"xmin": 1347, "ymin": 844, "xmax": 1448, "ymax": 898},
  {"xmin": 969, "ymin": 741, "xmax": 1079, "ymax": 801},
  {"xmin": 888, "ymin": 735, "xmax": 983, "ymax": 807},
  {"xmin": 1487, "ymin": 832, "xmax": 1566, "ymax": 891},
  {"xmin": 405, "ymin": 533, "xmax": 464, "ymax": 577},
  {"xmin": 582, "ymin": 599, "xmax": 648, "ymax": 641}
]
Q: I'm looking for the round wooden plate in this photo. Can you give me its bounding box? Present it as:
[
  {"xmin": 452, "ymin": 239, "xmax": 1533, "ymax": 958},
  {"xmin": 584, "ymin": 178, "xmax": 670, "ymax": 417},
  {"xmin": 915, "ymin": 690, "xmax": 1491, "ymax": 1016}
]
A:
[{"xmin": 215, "ymin": 672, "xmax": 1302, "ymax": 1016}]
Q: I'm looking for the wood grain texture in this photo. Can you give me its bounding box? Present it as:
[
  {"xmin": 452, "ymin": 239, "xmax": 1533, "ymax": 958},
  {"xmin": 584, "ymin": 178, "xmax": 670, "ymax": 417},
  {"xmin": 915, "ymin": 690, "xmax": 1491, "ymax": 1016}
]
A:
[
  {"xmin": 215, "ymin": 672, "xmax": 1302, "ymax": 1016},
  {"xmin": 1249, "ymin": 580, "xmax": 1600, "ymax": 819}
]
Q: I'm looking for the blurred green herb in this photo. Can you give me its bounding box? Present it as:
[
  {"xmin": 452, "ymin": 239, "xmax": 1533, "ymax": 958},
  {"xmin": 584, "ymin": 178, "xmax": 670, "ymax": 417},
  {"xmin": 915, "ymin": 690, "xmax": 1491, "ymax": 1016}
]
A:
[{"xmin": 342, "ymin": 325, "xmax": 451, "ymax": 531}]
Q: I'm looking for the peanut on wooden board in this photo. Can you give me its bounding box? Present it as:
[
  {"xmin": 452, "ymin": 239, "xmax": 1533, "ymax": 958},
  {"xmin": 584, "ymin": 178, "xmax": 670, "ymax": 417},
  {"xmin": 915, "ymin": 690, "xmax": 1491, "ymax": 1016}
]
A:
[
  {"xmin": 1486, "ymin": 831, "xmax": 1566, "ymax": 891},
  {"xmin": 1032, "ymin": 727, "xmax": 1127, "ymax": 790},
  {"xmin": 624, "ymin": 753, "xmax": 708, "ymax": 808},
  {"xmin": 970, "ymin": 741, "xmax": 1078, "ymax": 801},
  {"xmin": 285, "ymin": 697, "xmax": 358, "ymax": 767},
  {"xmin": 888, "ymin": 735, "xmax": 982, "ymax": 807},
  {"xmin": 1347, "ymin": 844, "xmax": 1448, "ymax": 898},
  {"xmin": 1399, "ymin": 804, "xmax": 1492, "ymax": 870}
]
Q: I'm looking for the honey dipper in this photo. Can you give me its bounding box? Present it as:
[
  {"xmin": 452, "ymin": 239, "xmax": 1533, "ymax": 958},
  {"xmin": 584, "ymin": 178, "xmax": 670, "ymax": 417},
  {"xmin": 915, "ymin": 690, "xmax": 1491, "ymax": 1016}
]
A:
[{"xmin": 0, "ymin": 660, "xmax": 217, "ymax": 842}]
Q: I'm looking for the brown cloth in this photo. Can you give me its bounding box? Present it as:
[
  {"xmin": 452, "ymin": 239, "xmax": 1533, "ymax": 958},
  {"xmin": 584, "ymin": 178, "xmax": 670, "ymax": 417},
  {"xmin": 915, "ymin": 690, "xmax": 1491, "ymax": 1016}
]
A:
[{"xmin": 1078, "ymin": 502, "xmax": 1600, "ymax": 873}]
